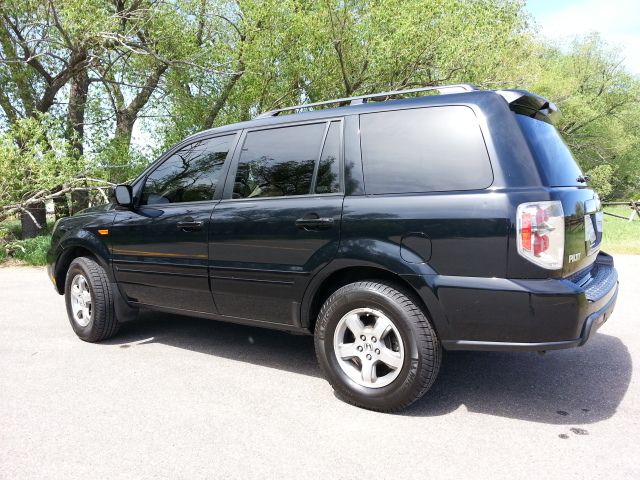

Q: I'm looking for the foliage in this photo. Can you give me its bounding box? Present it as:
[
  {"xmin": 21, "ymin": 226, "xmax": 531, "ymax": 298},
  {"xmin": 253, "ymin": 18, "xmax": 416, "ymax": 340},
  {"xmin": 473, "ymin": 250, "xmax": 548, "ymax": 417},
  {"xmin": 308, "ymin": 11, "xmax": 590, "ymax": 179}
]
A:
[
  {"xmin": 0, "ymin": 218, "xmax": 21, "ymax": 239},
  {"xmin": 586, "ymin": 164, "xmax": 614, "ymax": 199},
  {"xmin": 0, "ymin": 114, "xmax": 84, "ymax": 204},
  {"xmin": 0, "ymin": 218, "xmax": 52, "ymax": 264},
  {"xmin": 1, "ymin": 232, "xmax": 51, "ymax": 264},
  {"xmin": 158, "ymin": 0, "xmax": 533, "ymax": 142},
  {"xmin": 530, "ymin": 34, "xmax": 640, "ymax": 198},
  {"xmin": 0, "ymin": 113, "xmax": 114, "ymax": 228},
  {"xmin": 0, "ymin": 0, "xmax": 638, "ymax": 211}
]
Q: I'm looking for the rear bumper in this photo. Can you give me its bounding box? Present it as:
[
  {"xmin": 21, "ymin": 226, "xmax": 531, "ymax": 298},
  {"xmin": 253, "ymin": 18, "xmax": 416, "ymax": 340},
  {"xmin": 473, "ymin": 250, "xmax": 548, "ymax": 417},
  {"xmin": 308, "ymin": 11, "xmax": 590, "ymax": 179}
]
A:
[
  {"xmin": 578, "ymin": 279, "xmax": 618, "ymax": 346},
  {"xmin": 443, "ymin": 282, "xmax": 617, "ymax": 351},
  {"xmin": 406, "ymin": 252, "xmax": 619, "ymax": 352}
]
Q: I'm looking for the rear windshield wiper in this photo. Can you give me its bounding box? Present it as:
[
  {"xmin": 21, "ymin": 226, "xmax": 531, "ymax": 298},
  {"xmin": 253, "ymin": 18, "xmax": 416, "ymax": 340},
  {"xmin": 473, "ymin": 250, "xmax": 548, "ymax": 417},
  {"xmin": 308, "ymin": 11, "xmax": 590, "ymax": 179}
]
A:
[{"xmin": 577, "ymin": 174, "xmax": 591, "ymax": 183}]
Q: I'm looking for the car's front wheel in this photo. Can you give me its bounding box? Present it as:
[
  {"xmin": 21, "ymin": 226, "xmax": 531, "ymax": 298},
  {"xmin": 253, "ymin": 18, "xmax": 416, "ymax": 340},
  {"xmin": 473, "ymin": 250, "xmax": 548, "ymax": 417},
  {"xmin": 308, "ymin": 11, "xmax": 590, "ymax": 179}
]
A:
[
  {"xmin": 314, "ymin": 281, "xmax": 441, "ymax": 412},
  {"xmin": 64, "ymin": 256, "xmax": 119, "ymax": 342}
]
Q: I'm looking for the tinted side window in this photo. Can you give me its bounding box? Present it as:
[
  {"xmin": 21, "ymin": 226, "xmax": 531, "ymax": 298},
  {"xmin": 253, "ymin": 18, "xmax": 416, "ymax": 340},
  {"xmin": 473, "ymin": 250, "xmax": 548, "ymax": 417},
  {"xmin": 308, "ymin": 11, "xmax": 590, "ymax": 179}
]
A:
[
  {"xmin": 142, "ymin": 135, "xmax": 233, "ymax": 205},
  {"xmin": 315, "ymin": 121, "xmax": 341, "ymax": 194},
  {"xmin": 360, "ymin": 106, "xmax": 493, "ymax": 194},
  {"xmin": 232, "ymin": 123, "xmax": 326, "ymax": 199}
]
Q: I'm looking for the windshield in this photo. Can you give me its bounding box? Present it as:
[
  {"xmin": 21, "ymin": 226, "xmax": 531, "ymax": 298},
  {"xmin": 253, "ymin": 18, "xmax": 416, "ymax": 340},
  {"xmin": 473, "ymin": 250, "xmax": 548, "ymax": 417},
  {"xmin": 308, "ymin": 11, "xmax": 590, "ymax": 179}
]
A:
[{"xmin": 515, "ymin": 114, "xmax": 584, "ymax": 187}]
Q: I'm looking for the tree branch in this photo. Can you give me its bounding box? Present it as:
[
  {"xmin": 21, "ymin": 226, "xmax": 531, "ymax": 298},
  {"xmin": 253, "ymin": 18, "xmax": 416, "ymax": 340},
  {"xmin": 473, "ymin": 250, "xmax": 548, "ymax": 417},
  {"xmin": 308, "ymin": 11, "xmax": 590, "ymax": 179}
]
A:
[
  {"xmin": 36, "ymin": 49, "xmax": 91, "ymax": 113},
  {"xmin": 1, "ymin": 12, "xmax": 53, "ymax": 84},
  {"xmin": 123, "ymin": 61, "xmax": 168, "ymax": 117},
  {"xmin": 204, "ymin": 68, "xmax": 243, "ymax": 128},
  {"xmin": 0, "ymin": 179, "xmax": 116, "ymax": 224}
]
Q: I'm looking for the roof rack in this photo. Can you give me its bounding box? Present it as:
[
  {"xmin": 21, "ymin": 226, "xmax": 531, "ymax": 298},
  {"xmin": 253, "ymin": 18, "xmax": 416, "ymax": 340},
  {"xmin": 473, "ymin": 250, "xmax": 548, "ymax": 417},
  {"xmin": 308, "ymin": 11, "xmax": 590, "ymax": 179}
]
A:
[{"xmin": 256, "ymin": 84, "xmax": 479, "ymax": 118}]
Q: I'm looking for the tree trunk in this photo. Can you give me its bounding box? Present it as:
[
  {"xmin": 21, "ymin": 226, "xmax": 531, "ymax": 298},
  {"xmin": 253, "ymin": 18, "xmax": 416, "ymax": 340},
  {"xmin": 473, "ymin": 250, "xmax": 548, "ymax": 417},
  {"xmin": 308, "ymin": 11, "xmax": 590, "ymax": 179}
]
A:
[
  {"xmin": 70, "ymin": 190, "xmax": 89, "ymax": 213},
  {"xmin": 21, "ymin": 203, "xmax": 47, "ymax": 239},
  {"xmin": 67, "ymin": 63, "xmax": 89, "ymax": 155},
  {"xmin": 108, "ymin": 112, "xmax": 136, "ymax": 183},
  {"xmin": 115, "ymin": 111, "xmax": 136, "ymax": 152},
  {"xmin": 114, "ymin": 61, "xmax": 168, "ymax": 152},
  {"xmin": 67, "ymin": 60, "xmax": 90, "ymax": 212},
  {"xmin": 204, "ymin": 70, "xmax": 243, "ymax": 129},
  {"xmin": 70, "ymin": 181, "xmax": 90, "ymax": 214},
  {"xmin": 53, "ymin": 193, "xmax": 70, "ymax": 219}
]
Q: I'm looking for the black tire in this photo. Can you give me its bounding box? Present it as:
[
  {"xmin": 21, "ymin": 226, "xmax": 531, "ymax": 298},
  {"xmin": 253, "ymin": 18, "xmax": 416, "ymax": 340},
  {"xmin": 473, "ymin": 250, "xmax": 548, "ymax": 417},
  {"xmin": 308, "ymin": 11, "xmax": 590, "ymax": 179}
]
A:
[
  {"xmin": 314, "ymin": 281, "xmax": 441, "ymax": 412},
  {"xmin": 64, "ymin": 256, "xmax": 120, "ymax": 342}
]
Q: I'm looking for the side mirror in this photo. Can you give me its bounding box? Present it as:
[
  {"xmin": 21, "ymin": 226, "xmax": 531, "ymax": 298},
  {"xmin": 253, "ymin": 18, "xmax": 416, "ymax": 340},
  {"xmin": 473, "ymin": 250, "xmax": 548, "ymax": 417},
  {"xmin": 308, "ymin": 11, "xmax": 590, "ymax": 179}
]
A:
[{"xmin": 113, "ymin": 184, "xmax": 133, "ymax": 208}]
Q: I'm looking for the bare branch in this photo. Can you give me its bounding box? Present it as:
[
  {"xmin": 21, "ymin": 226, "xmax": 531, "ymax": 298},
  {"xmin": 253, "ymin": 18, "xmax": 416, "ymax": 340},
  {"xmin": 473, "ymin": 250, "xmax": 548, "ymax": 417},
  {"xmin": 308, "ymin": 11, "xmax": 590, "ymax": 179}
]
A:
[
  {"xmin": 22, "ymin": 207, "xmax": 43, "ymax": 229},
  {"xmin": 124, "ymin": 61, "xmax": 168, "ymax": 117},
  {"xmin": 214, "ymin": 14, "xmax": 244, "ymax": 40},
  {"xmin": 0, "ymin": 179, "xmax": 116, "ymax": 223},
  {"xmin": 1, "ymin": 12, "xmax": 53, "ymax": 84},
  {"xmin": 98, "ymin": 32, "xmax": 240, "ymax": 75},
  {"xmin": 47, "ymin": 0, "xmax": 73, "ymax": 49}
]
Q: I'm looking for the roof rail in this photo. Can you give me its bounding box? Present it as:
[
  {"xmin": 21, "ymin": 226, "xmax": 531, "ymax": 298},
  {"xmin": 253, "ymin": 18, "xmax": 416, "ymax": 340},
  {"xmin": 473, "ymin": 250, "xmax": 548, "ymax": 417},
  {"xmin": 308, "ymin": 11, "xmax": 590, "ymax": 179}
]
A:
[{"xmin": 256, "ymin": 84, "xmax": 479, "ymax": 118}]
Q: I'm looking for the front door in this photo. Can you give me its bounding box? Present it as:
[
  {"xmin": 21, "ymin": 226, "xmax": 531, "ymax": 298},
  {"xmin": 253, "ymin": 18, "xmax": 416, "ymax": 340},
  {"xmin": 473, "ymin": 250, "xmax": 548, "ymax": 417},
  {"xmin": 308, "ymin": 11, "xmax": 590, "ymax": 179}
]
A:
[
  {"xmin": 210, "ymin": 120, "xmax": 344, "ymax": 325},
  {"xmin": 110, "ymin": 133, "xmax": 237, "ymax": 314}
]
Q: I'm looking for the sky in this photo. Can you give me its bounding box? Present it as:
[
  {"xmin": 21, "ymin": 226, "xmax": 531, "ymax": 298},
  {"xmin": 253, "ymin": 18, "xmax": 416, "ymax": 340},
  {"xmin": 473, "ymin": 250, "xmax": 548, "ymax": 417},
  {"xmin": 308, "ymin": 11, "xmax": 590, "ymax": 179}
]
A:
[{"xmin": 526, "ymin": 0, "xmax": 640, "ymax": 75}]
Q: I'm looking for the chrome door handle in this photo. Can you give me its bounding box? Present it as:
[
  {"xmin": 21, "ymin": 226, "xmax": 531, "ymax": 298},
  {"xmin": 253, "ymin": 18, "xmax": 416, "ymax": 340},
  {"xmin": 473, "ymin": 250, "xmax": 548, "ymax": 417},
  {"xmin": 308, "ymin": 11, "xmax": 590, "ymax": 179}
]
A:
[
  {"xmin": 295, "ymin": 216, "xmax": 335, "ymax": 230},
  {"xmin": 177, "ymin": 220, "xmax": 203, "ymax": 232}
]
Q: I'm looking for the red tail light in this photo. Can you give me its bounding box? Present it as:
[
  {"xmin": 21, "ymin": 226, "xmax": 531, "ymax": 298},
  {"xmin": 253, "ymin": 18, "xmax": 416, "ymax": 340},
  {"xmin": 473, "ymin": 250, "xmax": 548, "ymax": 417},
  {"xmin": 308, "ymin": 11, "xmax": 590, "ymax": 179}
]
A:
[
  {"xmin": 521, "ymin": 212, "xmax": 532, "ymax": 250},
  {"xmin": 516, "ymin": 201, "xmax": 564, "ymax": 269}
]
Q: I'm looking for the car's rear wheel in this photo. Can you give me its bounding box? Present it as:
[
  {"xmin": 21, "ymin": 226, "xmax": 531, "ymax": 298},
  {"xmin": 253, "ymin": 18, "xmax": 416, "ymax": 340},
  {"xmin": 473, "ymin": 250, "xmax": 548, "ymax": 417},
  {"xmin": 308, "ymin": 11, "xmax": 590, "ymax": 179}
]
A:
[
  {"xmin": 64, "ymin": 256, "xmax": 119, "ymax": 342},
  {"xmin": 314, "ymin": 281, "xmax": 441, "ymax": 412}
]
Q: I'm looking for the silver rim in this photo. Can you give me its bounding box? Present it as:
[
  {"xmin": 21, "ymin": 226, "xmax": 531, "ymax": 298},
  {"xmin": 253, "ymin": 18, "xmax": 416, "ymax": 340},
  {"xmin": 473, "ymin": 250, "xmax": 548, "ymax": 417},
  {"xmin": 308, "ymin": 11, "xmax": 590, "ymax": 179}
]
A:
[
  {"xmin": 333, "ymin": 308, "xmax": 405, "ymax": 388},
  {"xmin": 70, "ymin": 274, "xmax": 92, "ymax": 327}
]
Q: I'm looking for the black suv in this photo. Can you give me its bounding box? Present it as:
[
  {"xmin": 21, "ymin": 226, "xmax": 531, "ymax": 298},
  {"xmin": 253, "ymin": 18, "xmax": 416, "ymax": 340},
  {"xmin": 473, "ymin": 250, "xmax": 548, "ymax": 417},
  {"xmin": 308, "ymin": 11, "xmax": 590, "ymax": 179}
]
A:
[{"xmin": 47, "ymin": 84, "xmax": 619, "ymax": 411}]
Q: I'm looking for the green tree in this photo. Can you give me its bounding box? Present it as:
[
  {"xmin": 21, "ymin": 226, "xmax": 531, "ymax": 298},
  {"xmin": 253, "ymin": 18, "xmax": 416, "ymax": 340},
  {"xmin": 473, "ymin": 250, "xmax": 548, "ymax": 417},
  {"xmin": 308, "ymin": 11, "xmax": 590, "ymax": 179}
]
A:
[
  {"xmin": 1, "ymin": 0, "xmax": 639, "ymax": 238},
  {"xmin": 0, "ymin": 115, "xmax": 112, "ymax": 237},
  {"xmin": 530, "ymin": 34, "xmax": 640, "ymax": 198}
]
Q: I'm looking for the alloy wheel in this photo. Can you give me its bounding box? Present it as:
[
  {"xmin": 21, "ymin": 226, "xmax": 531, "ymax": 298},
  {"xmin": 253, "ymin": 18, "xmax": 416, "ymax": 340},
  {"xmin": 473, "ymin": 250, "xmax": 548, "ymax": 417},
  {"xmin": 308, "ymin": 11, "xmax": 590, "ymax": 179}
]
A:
[
  {"xmin": 70, "ymin": 274, "xmax": 93, "ymax": 327},
  {"xmin": 333, "ymin": 308, "xmax": 405, "ymax": 388}
]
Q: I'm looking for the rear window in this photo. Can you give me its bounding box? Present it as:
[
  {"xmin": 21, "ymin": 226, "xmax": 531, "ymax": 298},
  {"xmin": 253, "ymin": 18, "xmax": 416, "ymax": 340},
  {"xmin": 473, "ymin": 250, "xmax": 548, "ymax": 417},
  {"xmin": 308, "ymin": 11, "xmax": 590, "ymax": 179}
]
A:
[
  {"xmin": 359, "ymin": 106, "xmax": 493, "ymax": 194},
  {"xmin": 515, "ymin": 114, "xmax": 583, "ymax": 187}
]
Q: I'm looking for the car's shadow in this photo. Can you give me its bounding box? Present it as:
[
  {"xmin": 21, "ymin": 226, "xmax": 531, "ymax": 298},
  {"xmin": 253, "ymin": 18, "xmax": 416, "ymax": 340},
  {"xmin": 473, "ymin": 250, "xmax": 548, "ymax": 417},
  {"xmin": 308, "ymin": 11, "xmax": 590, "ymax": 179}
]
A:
[{"xmin": 105, "ymin": 311, "xmax": 632, "ymax": 424}]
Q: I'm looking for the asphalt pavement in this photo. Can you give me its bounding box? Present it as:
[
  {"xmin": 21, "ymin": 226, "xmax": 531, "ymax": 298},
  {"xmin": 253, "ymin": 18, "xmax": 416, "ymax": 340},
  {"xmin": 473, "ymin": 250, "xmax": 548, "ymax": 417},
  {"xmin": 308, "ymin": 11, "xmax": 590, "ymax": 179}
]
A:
[{"xmin": 1, "ymin": 255, "xmax": 638, "ymax": 479}]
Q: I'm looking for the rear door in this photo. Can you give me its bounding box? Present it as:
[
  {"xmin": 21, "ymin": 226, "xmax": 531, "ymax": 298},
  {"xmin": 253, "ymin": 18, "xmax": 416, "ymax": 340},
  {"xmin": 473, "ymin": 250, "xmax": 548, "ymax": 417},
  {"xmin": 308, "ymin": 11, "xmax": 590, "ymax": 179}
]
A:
[
  {"xmin": 110, "ymin": 133, "xmax": 237, "ymax": 313},
  {"xmin": 209, "ymin": 119, "xmax": 344, "ymax": 326}
]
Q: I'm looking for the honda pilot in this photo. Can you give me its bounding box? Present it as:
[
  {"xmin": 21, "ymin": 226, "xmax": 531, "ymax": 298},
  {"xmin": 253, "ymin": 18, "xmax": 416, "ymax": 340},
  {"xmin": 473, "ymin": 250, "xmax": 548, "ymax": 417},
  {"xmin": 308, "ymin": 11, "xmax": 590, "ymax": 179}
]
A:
[{"xmin": 47, "ymin": 84, "xmax": 619, "ymax": 411}]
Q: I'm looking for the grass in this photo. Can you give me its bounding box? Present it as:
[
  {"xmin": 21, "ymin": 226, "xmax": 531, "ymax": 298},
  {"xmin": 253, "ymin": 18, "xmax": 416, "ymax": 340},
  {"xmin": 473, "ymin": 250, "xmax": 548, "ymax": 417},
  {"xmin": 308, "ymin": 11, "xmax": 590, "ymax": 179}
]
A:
[
  {"xmin": 0, "ymin": 205, "xmax": 638, "ymax": 266},
  {"xmin": 0, "ymin": 234, "xmax": 51, "ymax": 265},
  {"xmin": 0, "ymin": 219, "xmax": 53, "ymax": 266},
  {"xmin": 601, "ymin": 205, "xmax": 640, "ymax": 255}
]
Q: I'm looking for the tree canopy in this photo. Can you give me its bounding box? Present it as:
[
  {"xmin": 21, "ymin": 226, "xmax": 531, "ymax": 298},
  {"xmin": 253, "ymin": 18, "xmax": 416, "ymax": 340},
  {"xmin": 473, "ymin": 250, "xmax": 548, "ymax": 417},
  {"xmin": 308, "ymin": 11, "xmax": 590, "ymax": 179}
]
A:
[{"xmin": 1, "ymin": 0, "xmax": 639, "ymax": 234}]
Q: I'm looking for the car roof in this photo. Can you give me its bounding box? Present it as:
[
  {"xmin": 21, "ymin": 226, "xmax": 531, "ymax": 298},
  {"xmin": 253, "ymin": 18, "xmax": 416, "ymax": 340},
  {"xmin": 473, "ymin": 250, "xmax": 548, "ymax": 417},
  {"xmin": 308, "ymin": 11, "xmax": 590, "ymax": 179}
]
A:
[{"xmin": 183, "ymin": 89, "xmax": 511, "ymax": 142}]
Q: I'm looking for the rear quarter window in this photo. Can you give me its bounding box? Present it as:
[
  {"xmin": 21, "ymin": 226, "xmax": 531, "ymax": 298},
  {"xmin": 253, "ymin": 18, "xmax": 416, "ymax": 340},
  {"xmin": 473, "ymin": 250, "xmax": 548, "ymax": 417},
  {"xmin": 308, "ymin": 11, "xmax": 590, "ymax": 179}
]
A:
[{"xmin": 360, "ymin": 106, "xmax": 493, "ymax": 194}]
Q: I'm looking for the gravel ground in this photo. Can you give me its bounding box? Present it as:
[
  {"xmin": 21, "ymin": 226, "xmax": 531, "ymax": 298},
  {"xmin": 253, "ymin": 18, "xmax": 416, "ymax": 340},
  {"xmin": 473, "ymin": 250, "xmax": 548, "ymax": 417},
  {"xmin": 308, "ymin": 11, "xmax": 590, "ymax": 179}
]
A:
[{"xmin": 0, "ymin": 255, "xmax": 638, "ymax": 479}]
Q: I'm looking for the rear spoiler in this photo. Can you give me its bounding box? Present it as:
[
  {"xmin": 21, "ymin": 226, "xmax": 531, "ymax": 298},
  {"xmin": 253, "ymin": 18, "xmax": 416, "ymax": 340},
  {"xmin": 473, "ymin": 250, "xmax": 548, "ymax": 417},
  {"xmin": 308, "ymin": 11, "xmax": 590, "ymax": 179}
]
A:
[{"xmin": 495, "ymin": 89, "xmax": 559, "ymax": 124}]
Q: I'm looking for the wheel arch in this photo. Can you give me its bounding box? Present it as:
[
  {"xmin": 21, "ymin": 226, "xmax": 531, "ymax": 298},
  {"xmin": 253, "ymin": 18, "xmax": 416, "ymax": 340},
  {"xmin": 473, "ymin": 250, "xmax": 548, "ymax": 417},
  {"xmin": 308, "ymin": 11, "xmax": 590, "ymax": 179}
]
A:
[
  {"xmin": 301, "ymin": 263, "xmax": 446, "ymax": 338},
  {"xmin": 53, "ymin": 235, "xmax": 112, "ymax": 294}
]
